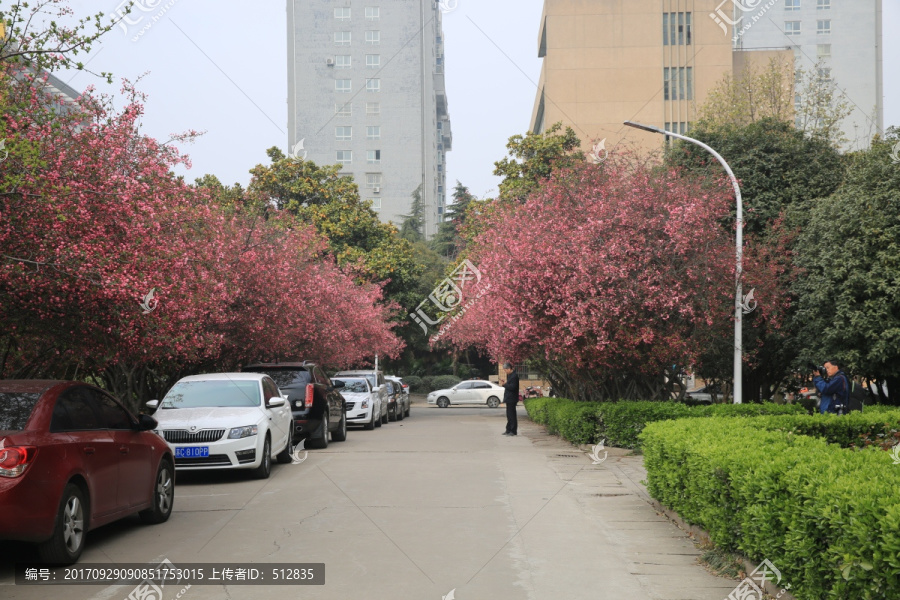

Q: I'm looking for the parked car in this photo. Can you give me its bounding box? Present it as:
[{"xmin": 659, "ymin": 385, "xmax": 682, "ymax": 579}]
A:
[
  {"xmin": 686, "ymin": 385, "xmax": 720, "ymax": 404},
  {"xmin": 242, "ymin": 362, "xmax": 347, "ymax": 449},
  {"xmin": 386, "ymin": 375, "xmax": 410, "ymax": 418},
  {"xmin": 427, "ymin": 380, "xmax": 505, "ymax": 408},
  {"xmin": 0, "ymin": 380, "xmax": 174, "ymax": 564},
  {"xmin": 333, "ymin": 377, "xmax": 383, "ymax": 430},
  {"xmin": 146, "ymin": 373, "xmax": 293, "ymax": 479},
  {"xmin": 384, "ymin": 380, "xmax": 405, "ymax": 422},
  {"xmin": 333, "ymin": 370, "xmax": 389, "ymax": 425}
]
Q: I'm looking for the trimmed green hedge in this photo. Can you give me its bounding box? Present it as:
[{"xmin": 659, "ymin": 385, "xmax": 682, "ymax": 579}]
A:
[
  {"xmin": 746, "ymin": 411, "xmax": 900, "ymax": 447},
  {"xmin": 640, "ymin": 417, "xmax": 900, "ymax": 599},
  {"xmin": 429, "ymin": 375, "xmax": 462, "ymax": 392},
  {"xmin": 523, "ymin": 398, "xmax": 805, "ymax": 449}
]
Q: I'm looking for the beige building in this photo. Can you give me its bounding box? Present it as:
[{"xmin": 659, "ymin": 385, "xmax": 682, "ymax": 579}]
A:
[{"xmin": 530, "ymin": 0, "xmax": 793, "ymax": 153}]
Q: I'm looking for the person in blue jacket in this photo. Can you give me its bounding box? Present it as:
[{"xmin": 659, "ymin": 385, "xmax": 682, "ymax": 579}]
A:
[{"xmin": 813, "ymin": 359, "xmax": 849, "ymax": 414}]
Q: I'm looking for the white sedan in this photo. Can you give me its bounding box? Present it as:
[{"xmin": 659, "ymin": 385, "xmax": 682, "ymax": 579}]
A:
[
  {"xmin": 146, "ymin": 373, "xmax": 294, "ymax": 479},
  {"xmin": 427, "ymin": 380, "xmax": 505, "ymax": 408},
  {"xmin": 333, "ymin": 377, "xmax": 383, "ymax": 430}
]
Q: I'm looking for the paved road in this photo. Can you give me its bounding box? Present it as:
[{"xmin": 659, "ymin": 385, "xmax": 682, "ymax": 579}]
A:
[{"xmin": 1, "ymin": 399, "xmax": 738, "ymax": 600}]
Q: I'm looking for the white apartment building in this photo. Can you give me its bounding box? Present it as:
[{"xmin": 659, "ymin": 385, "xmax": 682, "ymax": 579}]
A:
[{"xmin": 287, "ymin": 0, "xmax": 452, "ymax": 236}]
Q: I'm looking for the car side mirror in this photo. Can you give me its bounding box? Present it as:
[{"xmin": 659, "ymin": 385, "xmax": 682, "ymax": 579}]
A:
[
  {"xmin": 137, "ymin": 414, "xmax": 158, "ymax": 431},
  {"xmin": 146, "ymin": 400, "xmax": 159, "ymax": 410},
  {"xmin": 267, "ymin": 396, "xmax": 285, "ymax": 408}
]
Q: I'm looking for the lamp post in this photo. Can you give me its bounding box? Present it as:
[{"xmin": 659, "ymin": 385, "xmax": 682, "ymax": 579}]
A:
[{"xmin": 623, "ymin": 121, "xmax": 744, "ymax": 403}]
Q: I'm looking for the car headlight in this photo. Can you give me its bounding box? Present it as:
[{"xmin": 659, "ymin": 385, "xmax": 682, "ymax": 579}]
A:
[
  {"xmin": 228, "ymin": 425, "xmax": 258, "ymax": 439},
  {"xmin": 361, "ymin": 400, "xmax": 369, "ymax": 408}
]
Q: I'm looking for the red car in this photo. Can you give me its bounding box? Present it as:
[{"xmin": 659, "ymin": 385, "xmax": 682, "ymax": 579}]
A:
[{"xmin": 0, "ymin": 380, "xmax": 174, "ymax": 564}]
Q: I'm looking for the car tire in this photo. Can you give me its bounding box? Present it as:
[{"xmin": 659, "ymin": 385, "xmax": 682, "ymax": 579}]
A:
[
  {"xmin": 381, "ymin": 406, "xmax": 389, "ymax": 424},
  {"xmin": 38, "ymin": 483, "xmax": 88, "ymax": 565},
  {"xmin": 310, "ymin": 414, "xmax": 329, "ymax": 449},
  {"xmin": 364, "ymin": 409, "xmax": 376, "ymax": 430},
  {"xmin": 487, "ymin": 396, "xmax": 500, "ymax": 408},
  {"xmin": 405, "ymin": 402, "xmax": 410, "ymax": 417},
  {"xmin": 437, "ymin": 397, "xmax": 450, "ymax": 408},
  {"xmin": 332, "ymin": 411, "xmax": 347, "ymax": 442},
  {"xmin": 375, "ymin": 408, "xmax": 383, "ymax": 427},
  {"xmin": 276, "ymin": 433, "xmax": 294, "ymax": 464},
  {"xmin": 388, "ymin": 403, "xmax": 397, "ymax": 422},
  {"xmin": 396, "ymin": 403, "xmax": 404, "ymax": 421},
  {"xmin": 139, "ymin": 460, "xmax": 174, "ymax": 524},
  {"xmin": 251, "ymin": 436, "xmax": 272, "ymax": 479}
]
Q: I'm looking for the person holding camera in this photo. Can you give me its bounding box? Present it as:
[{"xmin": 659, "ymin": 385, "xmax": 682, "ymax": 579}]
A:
[{"xmin": 813, "ymin": 359, "xmax": 849, "ymax": 414}]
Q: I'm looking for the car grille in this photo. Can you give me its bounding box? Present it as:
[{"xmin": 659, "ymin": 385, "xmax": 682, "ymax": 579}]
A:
[
  {"xmin": 175, "ymin": 454, "xmax": 232, "ymax": 467},
  {"xmin": 345, "ymin": 402, "xmax": 356, "ymax": 411},
  {"xmin": 162, "ymin": 429, "xmax": 226, "ymax": 443}
]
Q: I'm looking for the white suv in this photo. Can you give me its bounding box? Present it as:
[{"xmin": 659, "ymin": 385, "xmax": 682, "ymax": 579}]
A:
[{"xmin": 333, "ymin": 370, "xmax": 389, "ymax": 425}]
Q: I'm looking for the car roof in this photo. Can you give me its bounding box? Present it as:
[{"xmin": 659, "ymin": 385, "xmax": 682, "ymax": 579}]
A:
[
  {"xmin": 177, "ymin": 373, "xmax": 268, "ymax": 382},
  {"xmin": 0, "ymin": 380, "xmax": 71, "ymax": 394}
]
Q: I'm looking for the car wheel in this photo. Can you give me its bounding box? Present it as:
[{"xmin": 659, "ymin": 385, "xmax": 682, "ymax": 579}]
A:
[
  {"xmin": 388, "ymin": 403, "xmax": 397, "ymax": 422},
  {"xmin": 437, "ymin": 397, "xmax": 450, "ymax": 408},
  {"xmin": 487, "ymin": 396, "xmax": 500, "ymax": 408},
  {"xmin": 139, "ymin": 460, "xmax": 174, "ymax": 524},
  {"xmin": 381, "ymin": 406, "xmax": 389, "ymax": 424},
  {"xmin": 332, "ymin": 411, "xmax": 347, "ymax": 442},
  {"xmin": 276, "ymin": 433, "xmax": 294, "ymax": 464},
  {"xmin": 251, "ymin": 436, "xmax": 272, "ymax": 479},
  {"xmin": 405, "ymin": 401, "xmax": 410, "ymax": 417},
  {"xmin": 364, "ymin": 408, "xmax": 376, "ymax": 430},
  {"xmin": 396, "ymin": 403, "xmax": 404, "ymax": 421},
  {"xmin": 375, "ymin": 407, "xmax": 383, "ymax": 427},
  {"xmin": 310, "ymin": 414, "xmax": 329, "ymax": 449},
  {"xmin": 38, "ymin": 483, "xmax": 87, "ymax": 564}
]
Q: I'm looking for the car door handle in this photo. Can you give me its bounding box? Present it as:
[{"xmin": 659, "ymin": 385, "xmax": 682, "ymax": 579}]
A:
[{"xmin": 83, "ymin": 447, "xmax": 96, "ymax": 455}]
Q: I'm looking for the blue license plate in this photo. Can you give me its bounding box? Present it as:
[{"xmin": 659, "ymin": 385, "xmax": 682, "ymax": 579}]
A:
[{"xmin": 175, "ymin": 446, "xmax": 209, "ymax": 458}]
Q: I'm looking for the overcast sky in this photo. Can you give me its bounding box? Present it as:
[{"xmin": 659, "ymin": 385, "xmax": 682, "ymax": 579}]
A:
[{"xmin": 61, "ymin": 0, "xmax": 898, "ymax": 201}]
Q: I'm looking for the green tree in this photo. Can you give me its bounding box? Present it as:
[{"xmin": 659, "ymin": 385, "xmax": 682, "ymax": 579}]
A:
[
  {"xmin": 493, "ymin": 122, "xmax": 584, "ymax": 202},
  {"xmin": 791, "ymin": 128, "xmax": 900, "ymax": 402},
  {"xmin": 398, "ymin": 184, "xmax": 425, "ymax": 244},
  {"xmin": 430, "ymin": 181, "xmax": 475, "ymax": 258}
]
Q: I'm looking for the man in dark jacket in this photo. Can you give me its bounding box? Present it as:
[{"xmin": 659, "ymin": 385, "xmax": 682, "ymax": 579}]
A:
[
  {"xmin": 502, "ymin": 363, "xmax": 520, "ymax": 435},
  {"xmin": 814, "ymin": 359, "xmax": 849, "ymax": 414}
]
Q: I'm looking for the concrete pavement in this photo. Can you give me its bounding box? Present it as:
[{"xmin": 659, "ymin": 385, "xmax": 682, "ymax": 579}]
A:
[{"xmin": 1, "ymin": 398, "xmax": 739, "ymax": 600}]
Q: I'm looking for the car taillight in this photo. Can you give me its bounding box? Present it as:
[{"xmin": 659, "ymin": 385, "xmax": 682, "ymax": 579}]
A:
[
  {"xmin": 305, "ymin": 384, "xmax": 314, "ymax": 408},
  {"xmin": 0, "ymin": 446, "xmax": 37, "ymax": 478}
]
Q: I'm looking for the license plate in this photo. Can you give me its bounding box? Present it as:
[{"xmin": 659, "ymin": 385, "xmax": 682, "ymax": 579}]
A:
[{"xmin": 175, "ymin": 446, "xmax": 209, "ymax": 458}]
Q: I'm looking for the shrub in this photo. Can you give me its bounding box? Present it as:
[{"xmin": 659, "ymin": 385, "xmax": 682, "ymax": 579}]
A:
[
  {"xmin": 402, "ymin": 375, "xmax": 426, "ymax": 393},
  {"xmin": 429, "ymin": 375, "xmax": 462, "ymax": 392},
  {"xmin": 640, "ymin": 417, "xmax": 900, "ymax": 599}
]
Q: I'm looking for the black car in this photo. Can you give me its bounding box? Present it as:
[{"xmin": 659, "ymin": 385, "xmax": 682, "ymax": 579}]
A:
[
  {"xmin": 385, "ymin": 380, "xmax": 404, "ymax": 422},
  {"xmin": 242, "ymin": 362, "xmax": 347, "ymax": 449}
]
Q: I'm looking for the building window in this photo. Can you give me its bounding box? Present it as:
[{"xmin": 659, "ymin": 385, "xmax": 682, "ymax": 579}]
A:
[
  {"xmin": 365, "ymin": 6, "xmax": 380, "ymax": 20},
  {"xmin": 663, "ymin": 67, "xmax": 692, "ymax": 101},
  {"xmin": 817, "ymin": 0, "xmax": 830, "ymax": 8},
  {"xmin": 334, "ymin": 32, "xmax": 351, "ymax": 46},
  {"xmin": 817, "ymin": 19, "xmax": 831, "ymax": 34},
  {"xmin": 662, "ymin": 12, "xmax": 692, "ymax": 46},
  {"xmin": 366, "ymin": 54, "xmax": 380, "ymax": 68},
  {"xmin": 367, "ymin": 150, "xmax": 381, "ymax": 164},
  {"xmin": 366, "ymin": 78, "xmax": 380, "ymax": 92},
  {"xmin": 369, "ymin": 197, "xmax": 382, "ymax": 210},
  {"xmin": 335, "ymin": 103, "xmax": 352, "ymax": 117},
  {"xmin": 335, "ymin": 79, "xmax": 351, "ymax": 93},
  {"xmin": 785, "ymin": 0, "xmax": 800, "ymax": 10},
  {"xmin": 335, "ymin": 126, "xmax": 352, "ymax": 141},
  {"xmin": 817, "ymin": 67, "xmax": 832, "ymax": 81},
  {"xmin": 784, "ymin": 21, "xmax": 801, "ymax": 35},
  {"xmin": 365, "ymin": 30, "xmax": 380, "ymax": 45},
  {"xmin": 365, "ymin": 173, "xmax": 382, "ymax": 189},
  {"xmin": 336, "ymin": 151, "xmax": 352, "ymax": 164},
  {"xmin": 366, "ymin": 102, "xmax": 380, "ymax": 115},
  {"xmin": 367, "ymin": 125, "xmax": 381, "ymax": 140},
  {"xmin": 335, "ymin": 55, "xmax": 351, "ymax": 69},
  {"xmin": 334, "ymin": 7, "xmax": 351, "ymax": 20},
  {"xmin": 817, "ymin": 43, "xmax": 832, "ymax": 58}
]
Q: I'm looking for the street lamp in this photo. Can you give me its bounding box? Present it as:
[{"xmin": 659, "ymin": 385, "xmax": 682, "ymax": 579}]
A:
[{"xmin": 623, "ymin": 120, "xmax": 744, "ymax": 404}]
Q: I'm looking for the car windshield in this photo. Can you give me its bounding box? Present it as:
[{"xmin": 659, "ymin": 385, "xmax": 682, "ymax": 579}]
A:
[
  {"xmin": 0, "ymin": 392, "xmax": 41, "ymax": 431},
  {"xmin": 334, "ymin": 379, "xmax": 368, "ymax": 393},
  {"xmin": 246, "ymin": 369, "xmax": 311, "ymax": 389},
  {"xmin": 161, "ymin": 380, "xmax": 261, "ymax": 408}
]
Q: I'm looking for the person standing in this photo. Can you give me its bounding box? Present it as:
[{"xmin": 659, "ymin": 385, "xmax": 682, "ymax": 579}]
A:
[
  {"xmin": 814, "ymin": 359, "xmax": 849, "ymax": 415},
  {"xmin": 502, "ymin": 363, "xmax": 520, "ymax": 435}
]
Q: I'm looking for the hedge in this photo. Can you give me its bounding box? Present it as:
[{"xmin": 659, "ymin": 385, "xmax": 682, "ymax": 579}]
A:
[
  {"xmin": 744, "ymin": 411, "xmax": 900, "ymax": 448},
  {"xmin": 523, "ymin": 398, "xmax": 805, "ymax": 449},
  {"xmin": 640, "ymin": 417, "xmax": 900, "ymax": 599},
  {"xmin": 429, "ymin": 375, "xmax": 462, "ymax": 392}
]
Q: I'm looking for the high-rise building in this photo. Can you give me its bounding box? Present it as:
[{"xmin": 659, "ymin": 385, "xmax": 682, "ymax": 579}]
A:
[
  {"xmin": 531, "ymin": 0, "xmax": 882, "ymax": 153},
  {"xmin": 734, "ymin": 0, "xmax": 883, "ymax": 150},
  {"xmin": 287, "ymin": 0, "xmax": 451, "ymax": 237}
]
